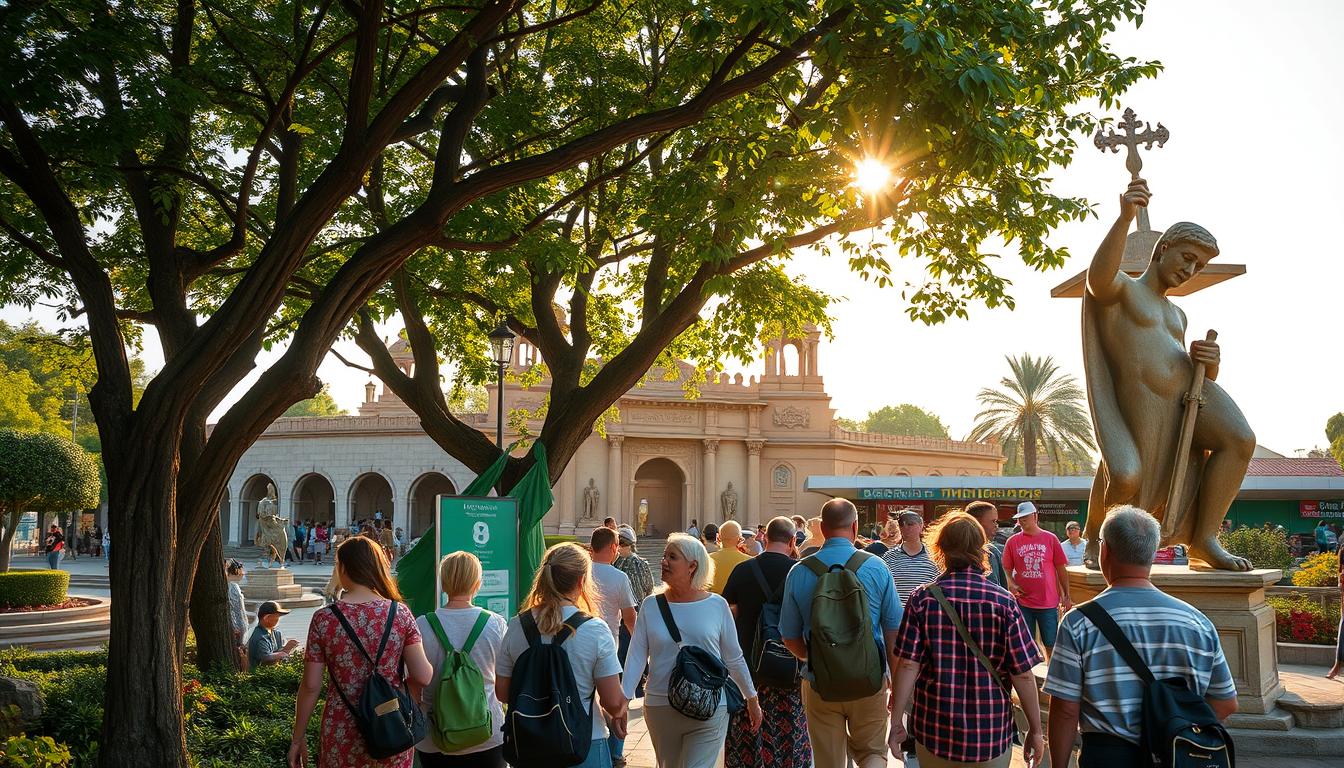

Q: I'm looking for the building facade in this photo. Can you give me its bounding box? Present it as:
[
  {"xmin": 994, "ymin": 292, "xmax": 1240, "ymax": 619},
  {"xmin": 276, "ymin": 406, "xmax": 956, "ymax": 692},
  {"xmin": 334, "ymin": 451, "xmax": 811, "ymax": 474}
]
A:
[{"xmin": 219, "ymin": 327, "xmax": 1004, "ymax": 545}]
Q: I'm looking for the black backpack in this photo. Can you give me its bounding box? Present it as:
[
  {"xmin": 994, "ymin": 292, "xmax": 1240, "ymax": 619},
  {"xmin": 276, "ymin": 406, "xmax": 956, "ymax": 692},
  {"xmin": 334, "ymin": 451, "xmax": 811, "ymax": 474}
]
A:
[
  {"xmin": 501, "ymin": 611, "xmax": 594, "ymax": 768},
  {"xmin": 328, "ymin": 602, "xmax": 426, "ymax": 759},
  {"xmin": 655, "ymin": 594, "xmax": 742, "ymax": 721},
  {"xmin": 746, "ymin": 559, "xmax": 801, "ymax": 689},
  {"xmin": 1077, "ymin": 602, "xmax": 1235, "ymax": 768}
]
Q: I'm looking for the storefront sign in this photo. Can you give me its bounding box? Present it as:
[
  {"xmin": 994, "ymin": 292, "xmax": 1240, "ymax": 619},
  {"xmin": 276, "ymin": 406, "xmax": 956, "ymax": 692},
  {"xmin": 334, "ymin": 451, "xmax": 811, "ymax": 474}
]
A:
[
  {"xmin": 1300, "ymin": 500, "xmax": 1344, "ymax": 518},
  {"xmin": 860, "ymin": 487, "xmax": 1044, "ymax": 501},
  {"xmin": 437, "ymin": 496, "xmax": 518, "ymax": 615}
]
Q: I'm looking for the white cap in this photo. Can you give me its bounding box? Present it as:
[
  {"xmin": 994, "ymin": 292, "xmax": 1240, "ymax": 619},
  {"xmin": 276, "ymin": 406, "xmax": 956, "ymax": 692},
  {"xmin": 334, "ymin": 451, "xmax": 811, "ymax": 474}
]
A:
[{"xmin": 1013, "ymin": 501, "xmax": 1038, "ymax": 519}]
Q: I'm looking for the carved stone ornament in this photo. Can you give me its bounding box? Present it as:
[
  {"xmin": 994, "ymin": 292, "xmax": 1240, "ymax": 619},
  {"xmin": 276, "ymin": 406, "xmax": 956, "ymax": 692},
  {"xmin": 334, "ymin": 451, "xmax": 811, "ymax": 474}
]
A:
[
  {"xmin": 628, "ymin": 409, "xmax": 696, "ymax": 425},
  {"xmin": 772, "ymin": 406, "xmax": 810, "ymax": 429},
  {"xmin": 772, "ymin": 465, "xmax": 792, "ymax": 489}
]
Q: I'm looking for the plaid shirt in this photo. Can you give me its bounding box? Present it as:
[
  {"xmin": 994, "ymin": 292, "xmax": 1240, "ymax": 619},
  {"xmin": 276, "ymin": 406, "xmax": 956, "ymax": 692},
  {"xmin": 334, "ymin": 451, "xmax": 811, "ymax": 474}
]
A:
[{"xmin": 892, "ymin": 568, "xmax": 1041, "ymax": 763}]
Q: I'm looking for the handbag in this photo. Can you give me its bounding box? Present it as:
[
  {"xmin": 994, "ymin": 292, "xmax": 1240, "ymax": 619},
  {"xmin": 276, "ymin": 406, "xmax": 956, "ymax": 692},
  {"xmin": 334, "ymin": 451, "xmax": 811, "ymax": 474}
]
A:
[
  {"xmin": 655, "ymin": 595, "xmax": 741, "ymax": 721},
  {"xmin": 927, "ymin": 583, "xmax": 1031, "ymax": 734}
]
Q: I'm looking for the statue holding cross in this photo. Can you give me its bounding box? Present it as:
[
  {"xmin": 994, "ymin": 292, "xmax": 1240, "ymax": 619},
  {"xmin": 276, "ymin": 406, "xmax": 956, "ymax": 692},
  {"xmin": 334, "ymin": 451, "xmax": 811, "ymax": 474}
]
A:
[{"xmin": 1079, "ymin": 109, "xmax": 1256, "ymax": 572}]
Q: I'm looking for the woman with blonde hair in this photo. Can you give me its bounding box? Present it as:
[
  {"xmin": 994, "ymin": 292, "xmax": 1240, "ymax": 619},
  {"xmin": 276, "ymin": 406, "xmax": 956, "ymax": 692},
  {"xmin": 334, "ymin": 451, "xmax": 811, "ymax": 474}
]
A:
[
  {"xmin": 798, "ymin": 516, "xmax": 825, "ymax": 556},
  {"xmin": 496, "ymin": 542, "xmax": 628, "ymax": 768},
  {"xmin": 887, "ymin": 512, "xmax": 1044, "ymax": 768},
  {"xmin": 291, "ymin": 536, "xmax": 433, "ymax": 767},
  {"xmin": 415, "ymin": 551, "xmax": 508, "ymax": 767},
  {"xmin": 623, "ymin": 533, "xmax": 761, "ymax": 767}
]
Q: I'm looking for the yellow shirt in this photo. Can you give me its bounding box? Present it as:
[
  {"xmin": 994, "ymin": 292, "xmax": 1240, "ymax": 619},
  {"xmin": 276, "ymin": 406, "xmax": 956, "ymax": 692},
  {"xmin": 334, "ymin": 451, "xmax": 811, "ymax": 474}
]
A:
[{"xmin": 708, "ymin": 548, "xmax": 753, "ymax": 594}]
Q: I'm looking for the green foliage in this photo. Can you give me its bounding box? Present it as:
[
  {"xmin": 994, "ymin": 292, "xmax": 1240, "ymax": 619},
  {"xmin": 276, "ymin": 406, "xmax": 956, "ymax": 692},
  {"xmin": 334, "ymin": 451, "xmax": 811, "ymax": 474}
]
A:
[
  {"xmin": 0, "ymin": 734, "xmax": 72, "ymax": 768},
  {"xmin": 857, "ymin": 404, "xmax": 949, "ymax": 439},
  {"xmin": 1292, "ymin": 551, "xmax": 1341, "ymax": 587},
  {"xmin": 1327, "ymin": 412, "xmax": 1344, "ymax": 469},
  {"xmin": 543, "ymin": 534, "xmax": 578, "ymax": 550},
  {"xmin": 970, "ymin": 355, "xmax": 1095, "ymax": 476},
  {"xmin": 0, "ymin": 431, "xmax": 100, "ymax": 569},
  {"xmin": 1218, "ymin": 527, "xmax": 1292, "ymax": 572},
  {"xmin": 0, "ymin": 571, "xmax": 70, "ymax": 608},
  {"xmin": 281, "ymin": 386, "xmax": 347, "ymax": 417},
  {"xmin": 0, "ymin": 648, "xmax": 321, "ymax": 768},
  {"xmin": 1266, "ymin": 594, "xmax": 1340, "ymax": 646}
]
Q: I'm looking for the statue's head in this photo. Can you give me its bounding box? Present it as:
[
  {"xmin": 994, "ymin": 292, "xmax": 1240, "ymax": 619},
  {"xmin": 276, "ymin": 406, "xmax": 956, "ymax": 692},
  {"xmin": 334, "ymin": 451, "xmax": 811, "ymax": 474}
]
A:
[
  {"xmin": 1152, "ymin": 221, "xmax": 1218, "ymax": 289},
  {"xmin": 726, "ymin": 481, "xmax": 734, "ymax": 490},
  {"xmin": 266, "ymin": 482, "xmax": 277, "ymax": 498}
]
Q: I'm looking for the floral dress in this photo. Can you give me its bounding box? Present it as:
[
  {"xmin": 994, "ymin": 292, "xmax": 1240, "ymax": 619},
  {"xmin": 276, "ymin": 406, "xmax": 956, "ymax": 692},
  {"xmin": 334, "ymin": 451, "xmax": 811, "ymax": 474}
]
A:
[{"xmin": 305, "ymin": 598, "xmax": 422, "ymax": 767}]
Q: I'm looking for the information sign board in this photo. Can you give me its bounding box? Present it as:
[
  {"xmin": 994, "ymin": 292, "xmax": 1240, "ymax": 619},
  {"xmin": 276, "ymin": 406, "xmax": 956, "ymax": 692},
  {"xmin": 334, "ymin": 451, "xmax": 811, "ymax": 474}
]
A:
[{"xmin": 437, "ymin": 496, "xmax": 518, "ymax": 616}]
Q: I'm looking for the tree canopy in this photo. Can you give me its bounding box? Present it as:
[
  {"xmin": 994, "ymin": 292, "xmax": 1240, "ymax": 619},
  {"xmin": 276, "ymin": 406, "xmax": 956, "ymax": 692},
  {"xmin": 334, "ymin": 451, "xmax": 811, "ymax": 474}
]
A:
[
  {"xmin": 281, "ymin": 385, "xmax": 346, "ymax": 417},
  {"xmin": 0, "ymin": 0, "xmax": 1156, "ymax": 762},
  {"xmin": 0, "ymin": 428, "xmax": 101, "ymax": 571},
  {"xmin": 1327, "ymin": 412, "xmax": 1344, "ymax": 468},
  {"xmin": 970, "ymin": 353, "xmax": 1094, "ymax": 476},
  {"xmin": 840, "ymin": 404, "xmax": 950, "ymax": 439}
]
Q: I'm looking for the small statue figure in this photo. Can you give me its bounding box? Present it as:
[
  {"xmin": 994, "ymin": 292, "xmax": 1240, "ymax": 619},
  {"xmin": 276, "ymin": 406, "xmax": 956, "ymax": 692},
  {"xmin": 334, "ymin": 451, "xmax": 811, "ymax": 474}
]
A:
[
  {"xmin": 637, "ymin": 499, "xmax": 649, "ymax": 537},
  {"xmin": 254, "ymin": 483, "xmax": 290, "ymax": 569},
  {"xmin": 582, "ymin": 478, "xmax": 600, "ymax": 521},
  {"xmin": 720, "ymin": 482, "xmax": 738, "ymax": 520}
]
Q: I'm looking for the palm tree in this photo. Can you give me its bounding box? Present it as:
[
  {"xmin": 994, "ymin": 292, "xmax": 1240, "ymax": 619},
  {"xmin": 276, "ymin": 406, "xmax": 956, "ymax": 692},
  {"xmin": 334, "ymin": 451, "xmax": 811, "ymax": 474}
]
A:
[{"xmin": 970, "ymin": 354, "xmax": 1095, "ymax": 476}]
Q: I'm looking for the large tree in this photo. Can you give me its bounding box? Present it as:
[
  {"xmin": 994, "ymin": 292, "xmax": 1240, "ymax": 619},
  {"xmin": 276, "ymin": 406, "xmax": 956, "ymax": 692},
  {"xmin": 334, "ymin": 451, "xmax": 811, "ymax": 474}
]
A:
[
  {"xmin": 0, "ymin": 2, "xmax": 1156, "ymax": 763},
  {"xmin": 970, "ymin": 353, "xmax": 1095, "ymax": 476},
  {"xmin": 346, "ymin": 1, "xmax": 1158, "ymax": 492},
  {"xmin": 0, "ymin": 429, "xmax": 101, "ymax": 572}
]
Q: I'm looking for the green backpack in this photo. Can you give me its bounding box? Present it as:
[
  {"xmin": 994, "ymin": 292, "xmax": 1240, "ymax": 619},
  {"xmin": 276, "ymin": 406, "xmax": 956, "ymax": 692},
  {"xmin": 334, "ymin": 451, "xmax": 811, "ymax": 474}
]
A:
[
  {"xmin": 425, "ymin": 610, "xmax": 493, "ymax": 752},
  {"xmin": 802, "ymin": 551, "xmax": 883, "ymax": 702}
]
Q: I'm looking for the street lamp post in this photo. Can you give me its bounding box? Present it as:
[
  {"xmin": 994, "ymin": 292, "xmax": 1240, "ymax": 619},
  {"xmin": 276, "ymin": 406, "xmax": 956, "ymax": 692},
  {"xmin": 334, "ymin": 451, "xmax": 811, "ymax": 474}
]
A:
[{"xmin": 487, "ymin": 320, "xmax": 516, "ymax": 461}]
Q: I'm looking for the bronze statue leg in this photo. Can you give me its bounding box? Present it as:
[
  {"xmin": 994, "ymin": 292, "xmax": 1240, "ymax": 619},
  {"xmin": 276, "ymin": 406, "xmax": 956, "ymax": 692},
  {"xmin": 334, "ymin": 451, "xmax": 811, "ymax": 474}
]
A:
[
  {"xmin": 1187, "ymin": 381, "xmax": 1255, "ymax": 571},
  {"xmin": 1083, "ymin": 468, "xmax": 1107, "ymax": 569},
  {"xmin": 1083, "ymin": 447, "xmax": 1144, "ymax": 570}
]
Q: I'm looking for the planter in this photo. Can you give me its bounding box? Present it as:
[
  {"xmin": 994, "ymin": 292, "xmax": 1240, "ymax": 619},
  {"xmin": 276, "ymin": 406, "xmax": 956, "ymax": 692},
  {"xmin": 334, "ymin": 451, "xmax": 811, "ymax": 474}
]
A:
[
  {"xmin": 1278, "ymin": 641, "xmax": 1338, "ymax": 667},
  {"xmin": 0, "ymin": 595, "xmax": 110, "ymax": 651}
]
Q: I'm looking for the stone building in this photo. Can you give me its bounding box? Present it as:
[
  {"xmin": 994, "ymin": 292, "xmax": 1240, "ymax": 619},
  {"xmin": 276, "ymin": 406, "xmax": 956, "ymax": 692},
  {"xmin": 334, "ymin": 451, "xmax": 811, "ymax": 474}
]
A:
[{"xmin": 219, "ymin": 327, "xmax": 1003, "ymax": 545}]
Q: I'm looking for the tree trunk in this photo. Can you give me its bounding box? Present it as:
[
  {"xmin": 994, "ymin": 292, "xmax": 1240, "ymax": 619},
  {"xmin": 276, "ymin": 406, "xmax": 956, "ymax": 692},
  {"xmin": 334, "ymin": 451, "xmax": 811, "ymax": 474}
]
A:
[
  {"xmin": 1023, "ymin": 422, "xmax": 1039, "ymax": 477},
  {"xmin": 190, "ymin": 515, "xmax": 237, "ymax": 672},
  {"xmin": 99, "ymin": 455, "xmax": 195, "ymax": 767},
  {"xmin": 0, "ymin": 511, "xmax": 16, "ymax": 572}
]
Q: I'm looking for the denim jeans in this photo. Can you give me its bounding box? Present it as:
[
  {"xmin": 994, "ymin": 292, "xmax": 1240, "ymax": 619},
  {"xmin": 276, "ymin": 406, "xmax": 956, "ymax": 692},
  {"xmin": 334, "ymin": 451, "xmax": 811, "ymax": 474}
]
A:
[
  {"xmin": 1019, "ymin": 606, "xmax": 1060, "ymax": 649},
  {"xmin": 574, "ymin": 736, "xmax": 611, "ymax": 768},
  {"xmin": 45, "ymin": 551, "xmax": 61, "ymax": 570}
]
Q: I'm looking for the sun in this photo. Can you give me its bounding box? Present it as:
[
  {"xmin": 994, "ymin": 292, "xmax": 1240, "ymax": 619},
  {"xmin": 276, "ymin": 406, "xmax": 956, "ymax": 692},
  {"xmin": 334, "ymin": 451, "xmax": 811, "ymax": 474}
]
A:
[{"xmin": 853, "ymin": 158, "xmax": 892, "ymax": 194}]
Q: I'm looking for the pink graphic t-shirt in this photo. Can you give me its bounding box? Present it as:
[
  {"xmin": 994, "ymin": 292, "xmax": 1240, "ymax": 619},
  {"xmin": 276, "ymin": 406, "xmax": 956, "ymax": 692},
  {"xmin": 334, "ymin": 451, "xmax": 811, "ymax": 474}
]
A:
[{"xmin": 1001, "ymin": 530, "xmax": 1068, "ymax": 609}]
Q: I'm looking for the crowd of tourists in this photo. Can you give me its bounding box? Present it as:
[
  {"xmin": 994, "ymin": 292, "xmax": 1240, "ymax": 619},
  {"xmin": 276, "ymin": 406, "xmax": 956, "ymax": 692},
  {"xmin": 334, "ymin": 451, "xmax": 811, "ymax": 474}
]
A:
[{"xmin": 255, "ymin": 497, "xmax": 1300, "ymax": 768}]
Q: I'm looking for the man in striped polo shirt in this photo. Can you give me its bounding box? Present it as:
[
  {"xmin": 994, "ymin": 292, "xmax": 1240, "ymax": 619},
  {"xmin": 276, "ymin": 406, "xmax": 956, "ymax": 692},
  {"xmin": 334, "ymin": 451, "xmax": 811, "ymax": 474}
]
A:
[
  {"xmin": 882, "ymin": 509, "xmax": 941, "ymax": 606},
  {"xmin": 1044, "ymin": 506, "xmax": 1238, "ymax": 767}
]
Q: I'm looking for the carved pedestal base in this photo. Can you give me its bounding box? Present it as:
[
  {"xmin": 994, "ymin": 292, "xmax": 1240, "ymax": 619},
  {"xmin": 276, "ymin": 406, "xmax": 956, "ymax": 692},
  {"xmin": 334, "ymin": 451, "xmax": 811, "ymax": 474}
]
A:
[
  {"xmin": 1067, "ymin": 565, "xmax": 1285, "ymax": 715},
  {"xmin": 241, "ymin": 568, "xmax": 324, "ymax": 610}
]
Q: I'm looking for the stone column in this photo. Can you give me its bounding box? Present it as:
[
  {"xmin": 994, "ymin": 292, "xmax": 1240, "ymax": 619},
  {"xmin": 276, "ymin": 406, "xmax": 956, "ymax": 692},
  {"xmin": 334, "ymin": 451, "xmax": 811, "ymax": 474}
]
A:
[
  {"xmin": 702, "ymin": 439, "xmax": 719, "ymax": 521},
  {"xmin": 606, "ymin": 435, "xmax": 624, "ymax": 522},
  {"xmin": 746, "ymin": 440, "xmax": 763, "ymax": 527},
  {"xmin": 226, "ymin": 479, "xmax": 244, "ymax": 546},
  {"xmin": 558, "ymin": 463, "xmax": 577, "ymax": 535}
]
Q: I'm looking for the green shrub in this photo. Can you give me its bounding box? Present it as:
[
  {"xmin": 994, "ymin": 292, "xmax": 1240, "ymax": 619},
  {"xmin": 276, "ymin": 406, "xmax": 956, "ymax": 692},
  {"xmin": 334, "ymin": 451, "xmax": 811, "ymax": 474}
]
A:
[
  {"xmin": 0, "ymin": 571, "xmax": 69, "ymax": 608},
  {"xmin": 543, "ymin": 534, "xmax": 578, "ymax": 549},
  {"xmin": 1219, "ymin": 527, "xmax": 1291, "ymax": 571},
  {"xmin": 1267, "ymin": 594, "xmax": 1341, "ymax": 645},
  {"xmin": 0, "ymin": 647, "xmax": 321, "ymax": 768},
  {"xmin": 1292, "ymin": 551, "xmax": 1340, "ymax": 587},
  {"xmin": 1, "ymin": 734, "xmax": 71, "ymax": 767}
]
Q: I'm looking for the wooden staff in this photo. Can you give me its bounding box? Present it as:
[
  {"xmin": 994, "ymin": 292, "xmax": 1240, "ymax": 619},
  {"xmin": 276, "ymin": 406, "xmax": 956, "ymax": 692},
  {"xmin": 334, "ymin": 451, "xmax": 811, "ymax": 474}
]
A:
[{"xmin": 1162, "ymin": 329, "xmax": 1216, "ymax": 541}]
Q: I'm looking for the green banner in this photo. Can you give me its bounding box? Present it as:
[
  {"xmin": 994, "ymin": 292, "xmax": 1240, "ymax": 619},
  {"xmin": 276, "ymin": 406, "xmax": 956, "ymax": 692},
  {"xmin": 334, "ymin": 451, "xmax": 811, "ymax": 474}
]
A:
[{"xmin": 437, "ymin": 496, "xmax": 518, "ymax": 616}]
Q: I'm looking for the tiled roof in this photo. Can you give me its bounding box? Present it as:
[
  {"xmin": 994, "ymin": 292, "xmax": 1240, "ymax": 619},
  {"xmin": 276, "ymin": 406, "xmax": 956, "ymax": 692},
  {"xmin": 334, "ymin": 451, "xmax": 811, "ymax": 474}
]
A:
[{"xmin": 1246, "ymin": 457, "xmax": 1344, "ymax": 477}]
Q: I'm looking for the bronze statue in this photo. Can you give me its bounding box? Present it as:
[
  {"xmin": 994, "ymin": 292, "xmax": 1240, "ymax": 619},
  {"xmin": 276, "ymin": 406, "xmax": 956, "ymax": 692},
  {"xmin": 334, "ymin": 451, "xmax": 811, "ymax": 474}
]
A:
[{"xmin": 1081, "ymin": 178, "xmax": 1255, "ymax": 571}]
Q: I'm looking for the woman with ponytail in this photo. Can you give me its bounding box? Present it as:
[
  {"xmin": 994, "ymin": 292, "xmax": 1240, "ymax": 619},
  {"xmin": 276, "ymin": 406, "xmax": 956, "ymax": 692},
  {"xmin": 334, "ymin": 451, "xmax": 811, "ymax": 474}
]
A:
[{"xmin": 496, "ymin": 542, "xmax": 629, "ymax": 768}]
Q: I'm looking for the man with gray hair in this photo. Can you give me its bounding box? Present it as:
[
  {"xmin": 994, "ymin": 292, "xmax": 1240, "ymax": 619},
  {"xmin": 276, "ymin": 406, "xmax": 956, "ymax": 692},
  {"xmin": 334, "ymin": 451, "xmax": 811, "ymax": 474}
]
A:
[{"xmin": 1044, "ymin": 505, "xmax": 1237, "ymax": 767}]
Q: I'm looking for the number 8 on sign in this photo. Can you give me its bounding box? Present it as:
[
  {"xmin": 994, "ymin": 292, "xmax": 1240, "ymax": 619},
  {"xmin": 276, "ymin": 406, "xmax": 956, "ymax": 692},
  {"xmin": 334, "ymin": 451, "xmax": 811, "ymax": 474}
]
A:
[{"xmin": 472, "ymin": 521, "xmax": 490, "ymax": 547}]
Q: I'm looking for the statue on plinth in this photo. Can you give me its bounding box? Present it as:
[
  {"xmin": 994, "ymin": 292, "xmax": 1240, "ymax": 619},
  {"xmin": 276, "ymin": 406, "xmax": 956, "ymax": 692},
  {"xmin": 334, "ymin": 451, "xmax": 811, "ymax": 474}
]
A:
[
  {"xmin": 582, "ymin": 478, "xmax": 600, "ymax": 521},
  {"xmin": 720, "ymin": 482, "xmax": 738, "ymax": 520},
  {"xmin": 255, "ymin": 483, "xmax": 290, "ymax": 569},
  {"xmin": 1081, "ymin": 177, "xmax": 1254, "ymax": 571},
  {"xmin": 637, "ymin": 498, "xmax": 649, "ymax": 537}
]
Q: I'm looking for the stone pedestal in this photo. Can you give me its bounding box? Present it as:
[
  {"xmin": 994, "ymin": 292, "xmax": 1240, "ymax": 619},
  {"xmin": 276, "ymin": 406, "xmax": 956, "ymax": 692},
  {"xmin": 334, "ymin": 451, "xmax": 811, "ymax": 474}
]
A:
[
  {"xmin": 239, "ymin": 567, "xmax": 325, "ymax": 610},
  {"xmin": 1067, "ymin": 565, "xmax": 1285, "ymax": 715}
]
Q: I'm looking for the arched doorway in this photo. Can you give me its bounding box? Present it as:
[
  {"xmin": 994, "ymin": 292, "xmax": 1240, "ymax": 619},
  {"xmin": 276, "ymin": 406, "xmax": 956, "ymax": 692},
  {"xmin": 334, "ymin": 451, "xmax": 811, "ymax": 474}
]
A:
[
  {"xmin": 349, "ymin": 473, "xmax": 393, "ymax": 527},
  {"xmin": 409, "ymin": 473, "xmax": 456, "ymax": 540},
  {"xmin": 240, "ymin": 473, "xmax": 277, "ymax": 544},
  {"xmin": 632, "ymin": 458, "xmax": 684, "ymax": 538},
  {"xmin": 292, "ymin": 473, "xmax": 336, "ymax": 525}
]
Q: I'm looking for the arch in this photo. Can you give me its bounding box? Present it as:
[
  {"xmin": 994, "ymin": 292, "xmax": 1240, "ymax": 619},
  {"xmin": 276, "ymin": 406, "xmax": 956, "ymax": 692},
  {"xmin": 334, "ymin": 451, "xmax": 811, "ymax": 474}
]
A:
[
  {"xmin": 632, "ymin": 458, "xmax": 684, "ymax": 538},
  {"xmin": 239, "ymin": 473, "xmax": 277, "ymax": 544},
  {"xmin": 779, "ymin": 342, "xmax": 801, "ymax": 377},
  {"xmin": 893, "ymin": 467, "xmax": 911, "ymax": 477},
  {"xmin": 855, "ymin": 465, "xmax": 875, "ymax": 477},
  {"xmin": 409, "ymin": 472, "xmax": 457, "ymax": 540},
  {"xmin": 928, "ymin": 470, "xmax": 943, "ymax": 477},
  {"xmin": 291, "ymin": 473, "xmax": 336, "ymax": 526},
  {"xmin": 349, "ymin": 472, "xmax": 394, "ymax": 527}
]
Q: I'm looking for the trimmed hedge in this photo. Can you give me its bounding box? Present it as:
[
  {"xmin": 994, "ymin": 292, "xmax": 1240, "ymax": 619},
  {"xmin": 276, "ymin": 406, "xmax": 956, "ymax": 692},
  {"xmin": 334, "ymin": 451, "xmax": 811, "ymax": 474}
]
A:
[
  {"xmin": 543, "ymin": 534, "xmax": 578, "ymax": 549},
  {"xmin": 0, "ymin": 570, "xmax": 70, "ymax": 608}
]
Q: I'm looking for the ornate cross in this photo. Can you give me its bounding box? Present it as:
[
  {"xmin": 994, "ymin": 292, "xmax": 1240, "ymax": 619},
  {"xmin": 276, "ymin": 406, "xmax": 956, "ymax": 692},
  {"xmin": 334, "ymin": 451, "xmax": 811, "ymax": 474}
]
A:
[{"xmin": 1094, "ymin": 108, "xmax": 1169, "ymax": 231}]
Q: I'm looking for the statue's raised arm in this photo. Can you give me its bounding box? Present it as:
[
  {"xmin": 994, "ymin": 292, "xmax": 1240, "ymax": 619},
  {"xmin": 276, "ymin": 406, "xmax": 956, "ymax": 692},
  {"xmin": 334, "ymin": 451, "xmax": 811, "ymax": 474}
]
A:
[{"xmin": 1086, "ymin": 178, "xmax": 1151, "ymax": 303}]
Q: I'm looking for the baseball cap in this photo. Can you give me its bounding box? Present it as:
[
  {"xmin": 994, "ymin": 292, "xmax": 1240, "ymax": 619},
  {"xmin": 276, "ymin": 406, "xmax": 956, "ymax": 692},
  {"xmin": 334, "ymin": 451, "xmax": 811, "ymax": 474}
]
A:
[
  {"xmin": 896, "ymin": 509, "xmax": 923, "ymax": 524},
  {"xmin": 742, "ymin": 529, "xmax": 756, "ymax": 538},
  {"xmin": 257, "ymin": 600, "xmax": 290, "ymax": 618},
  {"xmin": 617, "ymin": 525, "xmax": 637, "ymax": 545},
  {"xmin": 1013, "ymin": 501, "xmax": 1038, "ymax": 519}
]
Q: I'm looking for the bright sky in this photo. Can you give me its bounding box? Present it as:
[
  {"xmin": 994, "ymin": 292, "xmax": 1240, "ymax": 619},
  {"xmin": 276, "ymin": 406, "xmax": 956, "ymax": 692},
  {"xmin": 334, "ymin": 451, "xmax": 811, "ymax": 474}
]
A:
[{"xmin": 4, "ymin": 0, "xmax": 1340, "ymax": 456}]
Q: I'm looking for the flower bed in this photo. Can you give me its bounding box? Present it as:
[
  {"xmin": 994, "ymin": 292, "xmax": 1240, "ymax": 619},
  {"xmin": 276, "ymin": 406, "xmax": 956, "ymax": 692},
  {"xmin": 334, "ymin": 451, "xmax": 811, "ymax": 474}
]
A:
[{"xmin": 1267, "ymin": 593, "xmax": 1341, "ymax": 646}]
